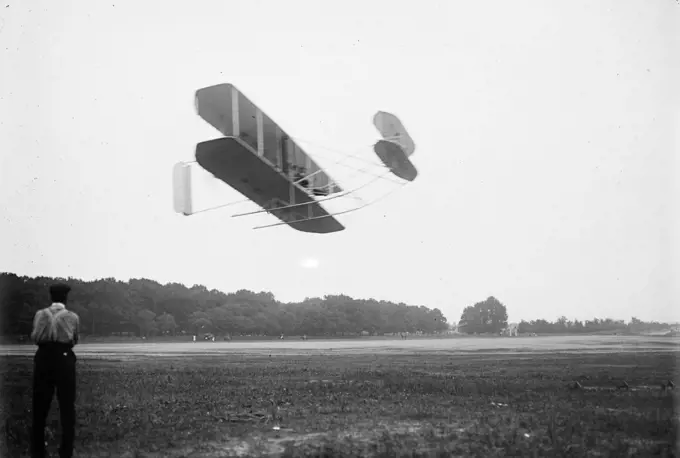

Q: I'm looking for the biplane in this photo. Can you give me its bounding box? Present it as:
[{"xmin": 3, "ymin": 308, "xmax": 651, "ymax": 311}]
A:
[
  {"xmin": 173, "ymin": 84, "xmax": 415, "ymax": 233},
  {"xmin": 176, "ymin": 83, "xmax": 348, "ymax": 233},
  {"xmin": 372, "ymin": 111, "xmax": 417, "ymax": 182}
]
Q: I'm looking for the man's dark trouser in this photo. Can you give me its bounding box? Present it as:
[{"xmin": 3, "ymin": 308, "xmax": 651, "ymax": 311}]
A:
[{"xmin": 32, "ymin": 343, "xmax": 76, "ymax": 458}]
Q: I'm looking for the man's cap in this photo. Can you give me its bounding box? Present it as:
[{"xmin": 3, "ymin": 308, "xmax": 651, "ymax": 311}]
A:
[{"xmin": 49, "ymin": 283, "xmax": 71, "ymax": 295}]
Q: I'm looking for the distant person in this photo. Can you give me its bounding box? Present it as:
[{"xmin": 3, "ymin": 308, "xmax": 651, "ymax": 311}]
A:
[{"xmin": 30, "ymin": 283, "xmax": 80, "ymax": 458}]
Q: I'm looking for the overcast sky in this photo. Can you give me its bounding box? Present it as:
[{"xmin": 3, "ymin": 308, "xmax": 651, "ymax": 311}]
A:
[{"xmin": 1, "ymin": 0, "xmax": 677, "ymax": 324}]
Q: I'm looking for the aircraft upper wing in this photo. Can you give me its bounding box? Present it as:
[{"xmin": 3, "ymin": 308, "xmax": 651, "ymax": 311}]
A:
[{"xmin": 195, "ymin": 83, "xmax": 342, "ymax": 195}]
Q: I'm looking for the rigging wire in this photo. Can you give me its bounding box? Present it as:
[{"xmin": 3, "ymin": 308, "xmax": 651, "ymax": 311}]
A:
[
  {"xmin": 180, "ymin": 135, "xmax": 406, "ymax": 216},
  {"xmin": 253, "ymin": 178, "xmax": 408, "ymax": 230},
  {"xmin": 232, "ymin": 168, "xmax": 393, "ymax": 218},
  {"xmin": 292, "ymin": 136, "xmax": 386, "ymax": 169}
]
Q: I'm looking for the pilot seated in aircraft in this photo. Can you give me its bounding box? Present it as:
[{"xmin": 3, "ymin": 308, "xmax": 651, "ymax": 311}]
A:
[{"xmin": 293, "ymin": 166, "xmax": 310, "ymax": 189}]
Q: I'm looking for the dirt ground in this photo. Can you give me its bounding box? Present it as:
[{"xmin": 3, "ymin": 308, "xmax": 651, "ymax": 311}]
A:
[{"xmin": 1, "ymin": 336, "xmax": 678, "ymax": 457}]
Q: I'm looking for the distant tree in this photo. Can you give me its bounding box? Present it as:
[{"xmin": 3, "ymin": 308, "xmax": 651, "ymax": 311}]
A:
[
  {"xmin": 188, "ymin": 311, "xmax": 213, "ymax": 334},
  {"xmin": 206, "ymin": 306, "xmax": 234, "ymax": 335},
  {"xmin": 518, "ymin": 320, "xmax": 531, "ymax": 334},
  {"xmin": 458, "ymin": 296, "xmax": 508, "ymax": 334},
  {"xmin": 155, "ymin": 313, "xmax": 178, "ymax": 335},
  {"xmin": 556, "ymin": 316, "xmax": 568, "ymax": 331},
  {"xmin": 137, "ymin": 310, "xmax": 157, "ymax": 337}
]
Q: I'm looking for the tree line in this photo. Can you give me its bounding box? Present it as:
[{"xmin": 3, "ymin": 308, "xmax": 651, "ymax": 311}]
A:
[
  {"xmin": 2, "ymin": 273, "xmax": 673, "ymax": 339},
  {"xmin": 516, "ymin": 316, "xmax": 674, "ymax": 335},
  {"xmin": 0, "ymin": 273, "xmax": 449, "ymax": 338},
  {"xmin": 457, "ymin": 297, "xmax": 675, "ymax": 335}
]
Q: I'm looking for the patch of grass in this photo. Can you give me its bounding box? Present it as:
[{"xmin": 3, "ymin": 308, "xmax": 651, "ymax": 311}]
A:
[{"xmin": 1, "ymin": 351, "xmax": 677, "ymax": 457}]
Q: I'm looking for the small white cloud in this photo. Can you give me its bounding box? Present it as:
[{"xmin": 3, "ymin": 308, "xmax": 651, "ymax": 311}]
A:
[{"xmin": 300, "ymin": 258, "xmax": 320, "ymax": 269}]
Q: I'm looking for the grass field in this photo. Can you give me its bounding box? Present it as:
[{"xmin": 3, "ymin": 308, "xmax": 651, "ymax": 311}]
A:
[{"xmin": 1, "ymin": 336, "xmax": 678, "ymax": 457}]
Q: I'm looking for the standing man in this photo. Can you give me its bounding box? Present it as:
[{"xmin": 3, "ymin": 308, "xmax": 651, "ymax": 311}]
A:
[{"xmin": 31, "ymin": 283, "xmax": 80, "ymax": 458}]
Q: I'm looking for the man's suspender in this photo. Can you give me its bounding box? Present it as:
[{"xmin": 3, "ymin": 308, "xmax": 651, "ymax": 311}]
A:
[{"xmin": 46, "ymin": 308, "xmax": 69, "ymax": 340}]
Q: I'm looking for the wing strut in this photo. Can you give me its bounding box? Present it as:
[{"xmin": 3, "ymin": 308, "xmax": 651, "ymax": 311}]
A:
[{"xmin": 282, "ymin": 135, "xmax": 296, "ymax": 208}]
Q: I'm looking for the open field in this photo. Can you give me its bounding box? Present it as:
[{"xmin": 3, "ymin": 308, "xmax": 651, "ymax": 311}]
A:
[
  {"xmin": 3, "ymin": 335, "xmax": 680, "ymax": 358},
  {"xmin": 1, "ymin": 336, "xmax": 678, "ymax": 457}
]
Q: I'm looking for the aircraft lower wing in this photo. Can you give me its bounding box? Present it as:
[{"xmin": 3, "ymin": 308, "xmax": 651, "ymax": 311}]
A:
[{"xmin": 195, "ymin": 137, "xmax": 345, "ymax": 234}]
